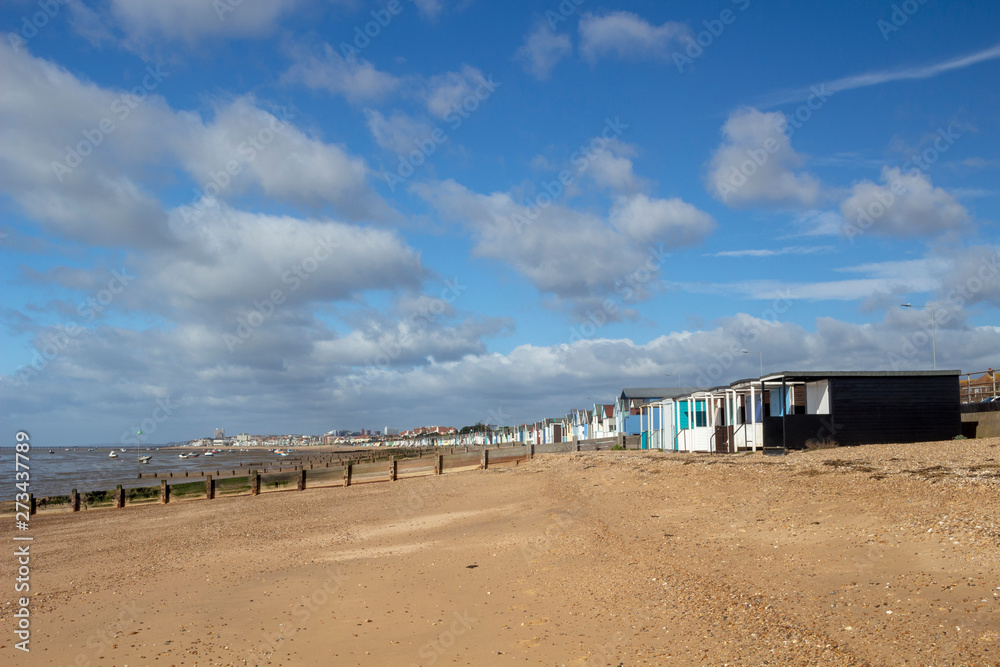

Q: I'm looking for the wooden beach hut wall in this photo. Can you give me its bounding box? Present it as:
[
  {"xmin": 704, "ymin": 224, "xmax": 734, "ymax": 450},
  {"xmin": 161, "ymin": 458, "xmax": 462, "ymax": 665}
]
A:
[{"xmin": 759, "ymin": 370, "xmax": 962, "ymax": 450}]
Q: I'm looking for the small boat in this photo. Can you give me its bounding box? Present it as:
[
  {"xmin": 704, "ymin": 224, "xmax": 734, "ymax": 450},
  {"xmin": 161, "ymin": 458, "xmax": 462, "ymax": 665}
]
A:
[
  {"xmin": 49, "ymin": 450, "xmax": 55, "ymax": 454},
  {"xmin": 109, "ymin": 451, "xmax": 118, "ymax": 458},
  {"xmin": 119, "ymin": 448, "xmax": 127, "ymax": 453},
  {"xmin": 187, "ymin": 452, "xmax": 199, "ymax": 457},
  {"xmin": 88, "ymin": 448, "xmax": 94, "ymax": 452},
  {"xmin": 178, "ymin": 453, "xmax": 189, "ymax": 459},
  {"xmin": 139, "ymin": 455, "xmax": 152, "ymax": 463},
  {"xmin": 203, "ymin": 451, "xmax": 215, "ymax": 457}
]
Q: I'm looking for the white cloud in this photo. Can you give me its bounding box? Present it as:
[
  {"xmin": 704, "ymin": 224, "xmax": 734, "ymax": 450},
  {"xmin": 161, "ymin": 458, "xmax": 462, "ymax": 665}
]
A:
[
  {"xmin": 8, "ymin": 298, "xmax": 1000, "ymax": 442},
  {"xmin": 0, "ymin": 46, "xmax": 178, "ymax": 247},
  {"xmin": 515, "ymin": 24, "xmax": 572, "ymax": 80},
  {"xmin": 414, "ymin": 179, "xmax": 652, "ymax": 302},
  {"xmin": 610, "ymin": 194, "xmax": 716, "ymax": 245},
  {"xmin": 931, "ymin": 245, "xmax": 1000, "ymax": 308},
  {"xmin": 709, "ymin": 246, "xmax": 834, "ymax": 258},
  {"xmin": 585, "ymin": 140, "xmax": 644, "ymax": 192},
  {"xmin": 326, "ymin": 311, "xmax": 1000, "ymax": 423},
  {"xmin": 312, "ymin": 311, "xmax": 508, "ymax": 368},
  {"xmin": 423, "ymin": 65, "xmax": 492, "ymax": 119},
  {"xmin": 707, "ymin": 107, "xmax": 823, "ymax": 207},
  {"xmin": 109, "ymin": 0, "xmax": 300, "ymax": 44},
  {"xmin": 671, "ymin": 257, "xmax": 953, "ymax": 302},
  {"xmin": 413, "ymin": 178, "xmax": 712, "ymax": 310},
  {"xmin": 365, "ymin": 109, "xmax": 438, "ymax": 155},
  {"xmin": 283, "ymin": 44, "xmax": 400, "ymax": 103},
  {"xmin": 411, "ymin": 0, "xmax": 445, "ymax": 20},
  {"xmin": 182, "ymin": 97, "xmax": 388, "ymax": 218},
  {"xmin": 788, "ymin": 210, "xmax": 845, "ymax": 237},
  {"xmin": 579, "ymin": 11, "xmax": 690, "ymax": 63},
  {"xmin": 67, "ymin": 0, "xmax": 115, "ymax": 46},
  {"xmin": 150, "ymin": 205, "xmax": 425, "ymax": 313},
  {"xmin": 0, "ymin": 48, "xmax": 392, "ymax": 248},
  {"xmin": 840, "ymin": 167, "xmax": 969, "ymax": 238},
  {"xmin": 761, "ymin": 42, "xmax": 1000, "ymax": 107}
]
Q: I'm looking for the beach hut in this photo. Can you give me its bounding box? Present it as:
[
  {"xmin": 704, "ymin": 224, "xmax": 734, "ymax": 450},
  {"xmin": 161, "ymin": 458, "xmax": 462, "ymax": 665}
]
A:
[
  {"xmin": 759, "ymin": 370, "xmax": 962, "ymax": 450},
  {"xmin": 616, "ymin": 388, "xmax": 707, "ymax": 435},
  {"xmin": 643, "ymin": 379, "xmax": 763, "ymax": 453}
]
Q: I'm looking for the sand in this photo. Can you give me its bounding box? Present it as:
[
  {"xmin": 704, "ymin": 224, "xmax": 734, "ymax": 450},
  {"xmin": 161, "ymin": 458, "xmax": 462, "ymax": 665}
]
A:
[{"xmin": 3, "ymin": 438, "xmax": 1000, "ymax": 666}]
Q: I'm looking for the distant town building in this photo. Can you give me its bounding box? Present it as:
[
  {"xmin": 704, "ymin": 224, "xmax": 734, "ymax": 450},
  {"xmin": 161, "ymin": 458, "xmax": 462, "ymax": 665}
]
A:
[
  {"xmin": 215, "ymin": 428, "xmax": 225, "ymax": 439},
  {"xmin": 237, "ymin": 433, "xmax": 249, "ymax": 442}
]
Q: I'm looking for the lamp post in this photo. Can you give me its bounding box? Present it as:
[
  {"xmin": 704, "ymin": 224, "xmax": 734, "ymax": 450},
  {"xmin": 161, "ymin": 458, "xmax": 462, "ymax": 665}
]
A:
[
  {"xmin": 742, "ymin": 349, "xmax": 763, "ymax": 377},
  {"xmin": 900, "ymin": 303, "xmax": 936, "ymax": 370}
]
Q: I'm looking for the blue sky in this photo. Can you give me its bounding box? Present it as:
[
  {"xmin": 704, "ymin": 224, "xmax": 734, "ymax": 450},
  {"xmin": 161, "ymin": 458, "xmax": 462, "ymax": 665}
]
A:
[{"xmin": 2, "ymin": 0, "xmax": 999, "ymax": 445}]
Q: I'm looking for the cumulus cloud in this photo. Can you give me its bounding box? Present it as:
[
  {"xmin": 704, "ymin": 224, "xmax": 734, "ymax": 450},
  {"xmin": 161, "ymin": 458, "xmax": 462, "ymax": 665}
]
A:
[
  {"xmin": 579, "ymin": 11, "xmax": 690, "ymax": 63},
  {"xmin": 0, "ymin": 45, "xmax": 178, "ymax": 247},
  {"xmin": 7, "ymin": 290, "xmax": 1000, "ymax": 443},
  {"xmin": 515, "ymin": 23, "xmax": 573, "ymax": 80},
  {"xmin": 707, "ymin": 107, "xmax": 823, "ymax": 208},
  {"xmin": 839, "ymin": 167, "xmax": 969, "ymax": 238},
  {"xmin": 423, "ymin": 65, "xmax": 495, "ymax": 119},
  {"xmin": 0, "ymin": 47, "xmax": 392, "ymax": 249},
  {"xmin": 283, "ymin": 44, "xmax": 400, "ymax": 103},
  {"xmin": 151, "ymin": 205, "xmax": 425, "ymax": 314},
  {"xmin": 610, "ymin": 194, "xmax": 716, "ymax": 245},
  {"xmin": 585, "ymin": 139, "xmax": 645, "ymax": 192},
  {"xmin": 181, "ymin": 97, "xmax": 389, "ymax": 218},
  {"xmin": 412, "ymin": 177, "xmax": 712, "ymax": 309},
  {"xmin": 325, "ymin": 310, "xmax": 1000, "ymax": 426},
  {"xmin": 927, "ymin": 245, "xmax": 1000, "ymax": 309}
]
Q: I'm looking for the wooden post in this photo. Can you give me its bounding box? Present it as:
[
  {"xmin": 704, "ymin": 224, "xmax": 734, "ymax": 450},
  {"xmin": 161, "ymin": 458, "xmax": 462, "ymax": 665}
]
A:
[
  {"xmin": 206, "ymin": 475, "xmax": 215, "ymax": 500},
  {"xmin": 28, "ymin": 493, "xmax": 36, "ymax": 515},
  {"xmin": 529, "ymin": 443, "xmax": 535, "ymax": 460},
  {"xmin": 160, "ymin": 480, "xmax": 169, "ymax": 504},
  {"xmin": 298, "ymin": 468, "xmax": 306, "ymax": 491},
  {"xmin": 389, "ymin": 457, "xmax": 398, "ymax": 482},
  {"xmin": 481, "ymin": 449, "xmax": 489, "ymax": 470},
  {"xmin": 115, "ymin": 485, "xmax": 124, "ymax": 509},
  {"xmin": 574, "ymin": 438, "xmax": 580, "ymax": 452},
  {"xmin": 250, "ymin": 471, "xmax": 260, "ymax": 496},
  {"xmin": 344, "ymin": 462, "xmax": 353, "ymax": 487},
  {"xmin": 71, "ymin": 489, "xmax": 80, "ymax": 512},
  {"xmin": 435, "ymin": 454, "xmax": 443, "ymax": 475}
]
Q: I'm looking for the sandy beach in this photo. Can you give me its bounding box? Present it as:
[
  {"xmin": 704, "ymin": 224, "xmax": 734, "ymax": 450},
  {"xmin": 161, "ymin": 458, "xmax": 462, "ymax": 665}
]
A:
[{"xmin": 4, "ymin": 439, "xmax": 1000, "ymax": 666}]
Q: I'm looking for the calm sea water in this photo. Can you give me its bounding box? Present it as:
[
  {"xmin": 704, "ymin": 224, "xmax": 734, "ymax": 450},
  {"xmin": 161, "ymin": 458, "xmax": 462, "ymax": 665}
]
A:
[{"xmin": 0, "ymin": 447, "xmax": 298, "ymax": 501}]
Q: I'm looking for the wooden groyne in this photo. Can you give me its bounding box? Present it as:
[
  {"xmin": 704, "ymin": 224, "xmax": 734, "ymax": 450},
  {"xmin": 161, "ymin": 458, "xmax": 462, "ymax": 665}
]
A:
[{"xmin": 3, "ymin": 436, "xmax": 633, "ymax": 515}]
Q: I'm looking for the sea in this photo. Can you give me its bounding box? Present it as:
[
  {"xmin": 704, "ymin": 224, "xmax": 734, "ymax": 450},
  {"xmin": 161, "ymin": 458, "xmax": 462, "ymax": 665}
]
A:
[{"xmin": 0, "ymin": 446, "xmax": 292, "ymax": 501}]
